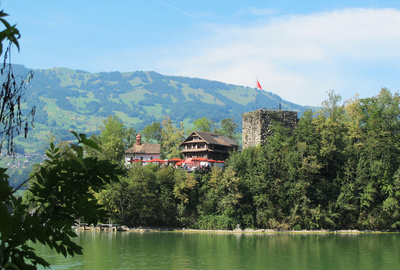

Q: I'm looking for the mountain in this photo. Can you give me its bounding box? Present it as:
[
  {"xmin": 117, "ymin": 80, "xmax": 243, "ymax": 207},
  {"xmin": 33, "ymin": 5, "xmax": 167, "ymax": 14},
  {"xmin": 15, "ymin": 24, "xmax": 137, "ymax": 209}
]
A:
[{"xmin": 8, "ymin": 65, "xmax": 313, "ymax": 153}]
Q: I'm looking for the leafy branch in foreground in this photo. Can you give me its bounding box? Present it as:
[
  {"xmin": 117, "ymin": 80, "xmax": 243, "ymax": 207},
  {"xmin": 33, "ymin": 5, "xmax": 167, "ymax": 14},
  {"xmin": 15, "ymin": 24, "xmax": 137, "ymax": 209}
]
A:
[
  {"xmin": 0, "ymin": 132, "xmax": 123, "ymax": 269},
  {"xmin": 0, "ymin": 6, "xmax": 121, "ymax": 270},
  {"xmin": 0, "ymin": 9, "xmax": 35, "ymax": 159}
]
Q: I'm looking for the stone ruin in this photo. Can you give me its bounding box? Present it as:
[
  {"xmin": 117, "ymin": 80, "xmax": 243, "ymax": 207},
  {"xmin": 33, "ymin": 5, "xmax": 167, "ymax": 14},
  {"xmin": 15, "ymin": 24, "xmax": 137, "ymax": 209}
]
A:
[{"xmin": 242, "ymin": 109, "xmax": 298, "ymax": 149}]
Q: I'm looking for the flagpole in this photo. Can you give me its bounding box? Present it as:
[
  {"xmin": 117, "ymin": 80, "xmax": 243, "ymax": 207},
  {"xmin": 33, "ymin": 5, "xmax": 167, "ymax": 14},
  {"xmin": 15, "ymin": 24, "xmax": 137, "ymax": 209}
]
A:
[
  {"xmin": 255, "ymin": 88, "xmax": 257, "ymax": 110},
  {"xmin": 255, "ymin": 79, "xmax": 262, "ymax": 110}
]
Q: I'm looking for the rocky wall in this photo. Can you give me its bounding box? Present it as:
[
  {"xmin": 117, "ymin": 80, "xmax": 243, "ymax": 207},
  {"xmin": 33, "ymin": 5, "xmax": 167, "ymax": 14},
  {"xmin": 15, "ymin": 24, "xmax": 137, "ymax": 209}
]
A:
[{"xmin": 242, "ymin": 109, "xmax": 298, "ymax": 149}]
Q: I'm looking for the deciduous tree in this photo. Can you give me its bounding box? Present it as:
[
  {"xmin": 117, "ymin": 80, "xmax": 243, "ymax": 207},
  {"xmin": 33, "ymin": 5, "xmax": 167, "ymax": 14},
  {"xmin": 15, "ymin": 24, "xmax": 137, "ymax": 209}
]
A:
[
  {"xmin": 161, "ymin": 117, "xmax": 185, "ymax": 159},
  {"xmin": 86, "ymin": 115, "xmax": 135, "ymax": 165},
  {"xmin": 0, "ymin": 9, "xmax": 122, "ymax": 269},
  {"xmin": 141, "ymin": 121, "xmax": 162, "ymax": 143},
  {"xmin": 191, "ymin": 117, "xmax": 214, "ymax": 133},
  {"xmin": 215, "ymin": 118, "xmax": 239, "ymax": 142}
]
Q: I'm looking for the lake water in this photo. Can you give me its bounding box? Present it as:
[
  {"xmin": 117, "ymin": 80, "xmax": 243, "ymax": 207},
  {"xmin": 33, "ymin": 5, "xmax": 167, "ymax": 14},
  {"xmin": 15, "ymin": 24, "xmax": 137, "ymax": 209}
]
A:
[{"xmin": 35, "ymin": 231, "xmax": 400, "ymax": 270}]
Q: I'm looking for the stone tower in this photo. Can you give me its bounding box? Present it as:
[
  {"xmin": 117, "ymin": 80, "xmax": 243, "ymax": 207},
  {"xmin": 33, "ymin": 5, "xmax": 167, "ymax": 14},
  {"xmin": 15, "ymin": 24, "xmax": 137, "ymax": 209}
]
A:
[{"xmin": 242, "ymin": 109, "xmax": 298, "ymax": 149}]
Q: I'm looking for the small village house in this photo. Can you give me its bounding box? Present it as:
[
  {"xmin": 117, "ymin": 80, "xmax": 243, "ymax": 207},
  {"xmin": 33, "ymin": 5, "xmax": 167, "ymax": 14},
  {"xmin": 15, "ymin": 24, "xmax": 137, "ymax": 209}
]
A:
[
  {"xmin": 124, "ymin": 133, "xmax": 161, "ymax": 165},
  {"xmin": 181, "ymin": 131, "xmax": 238, "ymax": 161}
]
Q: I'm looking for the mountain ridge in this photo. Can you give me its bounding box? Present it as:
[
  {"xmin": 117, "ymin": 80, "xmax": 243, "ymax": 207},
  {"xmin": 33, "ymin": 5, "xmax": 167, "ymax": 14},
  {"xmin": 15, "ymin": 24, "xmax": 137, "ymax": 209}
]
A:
[{"xmin": 7, "ymin": 64, "xmax": 315, "ymax": 153}]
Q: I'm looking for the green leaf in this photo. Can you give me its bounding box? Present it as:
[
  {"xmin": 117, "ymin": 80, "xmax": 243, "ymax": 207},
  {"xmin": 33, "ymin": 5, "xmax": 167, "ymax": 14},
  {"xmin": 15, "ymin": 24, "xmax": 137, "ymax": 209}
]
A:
[
  {"xmin": 79, "ymin": 133, "xmax": 87, "ymax": 141},
  {"xmin": 59, "ymin": 245, "xmax": 67, "ymax": 257},
  {"xmin": 70, "ymin": 130, "xmax": 79, "ymax": 140},
  {"xmin": 81, "ymin": 137, "xmax": 101, "ymax": 151},
  {"xmin": 0, "ymin": 167, "xmax": 8, "ymax": 175},
  {"xmin": 70, "ymin": 144, "xmax": 84, "ymax": 158},
  {"xmin": 45, "ymin": 151, "xmax": 53, "ymax": 159},
  {"xmin": 67, "ymin": 247, "xmax": 74, "ymax": 257},
  {"xmin": 0, "ymin": 181, "xmax": 12, "ymax": 199},
  {"xmin": 65, "ymin": 229, "xmax": 77, "ymax": 238},
  {"xmin": 0, "ymin": 202, "xmax": 13, "ymax": 242},
  {"xmin": 63, "ymin": 152, "xmax": 86, "ymax": 169}
]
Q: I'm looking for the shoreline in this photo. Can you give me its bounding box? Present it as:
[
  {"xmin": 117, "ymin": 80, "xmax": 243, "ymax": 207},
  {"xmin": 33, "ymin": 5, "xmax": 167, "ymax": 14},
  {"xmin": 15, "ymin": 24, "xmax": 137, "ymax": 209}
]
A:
[
  {"xmin": 127, "ymin": 228, "xmax": 397, "ymax": 234},
  {"xmin": 75, "ymin": 225, "xmax": 399, "ymax": 234}
]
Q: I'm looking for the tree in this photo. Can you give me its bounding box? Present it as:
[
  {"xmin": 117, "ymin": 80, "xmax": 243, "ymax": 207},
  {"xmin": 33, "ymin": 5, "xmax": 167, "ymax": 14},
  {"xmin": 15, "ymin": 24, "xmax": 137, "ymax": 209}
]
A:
[
  {"xmin": 196, "ymin": 167, "xmax": 242, "ymax": 230},
  {"xmin": 351, "ymin": 89, "xmax": 400, "ymax": 229},
  {"xmin": 0, "ymin": 10, "xmax": 35, "ymax": 158},
  {"xmin": 86, "ymin": 115, "xmax": 134, "ymax": 165},
  {"xmin": 161, "ymin": 117, "xmax": 185, "ymax": 159},
  {"xmin": 1, "ymin": 133, "xmax": 122, "ymax": 269},
  {"xmin": 125, "ymin": 126, "xmax": 138, "ymax": 148},
  {"xmin": 97, "ymin": 164, "xmax": 179, "ymax": 227},
  {"xmin": 190, "ymin": 117, "xmax": 214, "ymax": 133},
  {"xmin": 0, "ymin": 9, "xmax": 122, "ymax": 269},
  {"xmin": 141, "ymin": 121, "xmax": 162, "ymax": 143},
  {"xmin": 215, "ymin": 118, "xmax": 239, "ymax": 142}
]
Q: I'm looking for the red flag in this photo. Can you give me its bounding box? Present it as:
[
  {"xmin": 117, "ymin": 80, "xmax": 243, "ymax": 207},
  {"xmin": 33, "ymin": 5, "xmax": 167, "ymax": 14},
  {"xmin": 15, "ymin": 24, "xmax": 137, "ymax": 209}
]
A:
[{"xmin": 256, "ymin": 79, "xmax": 262, "ymax": 90}]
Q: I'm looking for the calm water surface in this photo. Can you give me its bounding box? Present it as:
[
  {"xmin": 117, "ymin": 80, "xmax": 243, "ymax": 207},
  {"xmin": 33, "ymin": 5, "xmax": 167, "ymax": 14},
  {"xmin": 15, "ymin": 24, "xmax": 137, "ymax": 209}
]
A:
[{"xmin": 35, "ymin": 231, "xmax": 400, "ymax": 270}]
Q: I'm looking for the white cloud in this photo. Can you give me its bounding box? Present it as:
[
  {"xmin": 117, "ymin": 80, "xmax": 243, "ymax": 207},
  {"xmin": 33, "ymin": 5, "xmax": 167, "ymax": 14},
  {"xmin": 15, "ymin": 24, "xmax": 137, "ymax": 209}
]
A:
[{"xmin": 160, "ymin": 8, "xmax": 400, "ymax": 106}]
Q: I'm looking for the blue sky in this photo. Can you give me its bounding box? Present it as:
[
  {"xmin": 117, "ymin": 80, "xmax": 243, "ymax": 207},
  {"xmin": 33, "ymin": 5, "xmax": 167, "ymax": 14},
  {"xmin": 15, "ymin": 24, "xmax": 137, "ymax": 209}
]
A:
[{"xmin": 3, "ymin": 0, "xmax": 400, "ymax": 106}]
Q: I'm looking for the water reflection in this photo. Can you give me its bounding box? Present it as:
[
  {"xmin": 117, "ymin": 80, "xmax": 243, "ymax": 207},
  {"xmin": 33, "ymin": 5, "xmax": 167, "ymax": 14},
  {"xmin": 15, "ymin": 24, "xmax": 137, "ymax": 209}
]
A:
[{"xmin": 35, "ymin": 231, "xmax": 400, "ymax": 270}]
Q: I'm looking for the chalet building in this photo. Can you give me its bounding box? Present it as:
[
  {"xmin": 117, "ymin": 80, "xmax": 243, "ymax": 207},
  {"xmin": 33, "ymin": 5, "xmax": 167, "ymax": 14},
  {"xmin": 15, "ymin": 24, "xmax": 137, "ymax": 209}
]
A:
[
  {"xmin": 181, "ymin": 131, "xmax": 238, "ymax": 161},
  {"xmin": 124, "ymin": 133, "xmax": 161, "ymax": 165}
]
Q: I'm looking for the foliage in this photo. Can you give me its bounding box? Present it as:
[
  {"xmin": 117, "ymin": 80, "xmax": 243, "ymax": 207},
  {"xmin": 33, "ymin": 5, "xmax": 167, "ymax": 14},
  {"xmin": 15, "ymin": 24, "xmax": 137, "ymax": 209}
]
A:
[
  {"xmin": 141, "ymin": 121, "xmax": 162, "ymax": 144},
  {"xmin": 0, "ymin": 10, "xmax": 20, "ymax": 55},
  {"xmin": 190, "ymin": 117, "xmax": 214, "ymax": 133},
  {"xmin": 0, "ymin": 15, "xmax": 35, "ymax": 157},
  {"xmin": 161, "ymin": 117, "xmax": 185, "ymax": 159},
  {"xmin": 0, "ymin": 9, "xmax": 124, "ymax": 269},
  {"xmin": 215, "ymin": 118, "xmax": 239, "ymax": 142},
  {"xmin": 97, "ymin": 164, "xmax": 178, "ymax": 227},
  {"xmin": 1, "ymin": 132, "xmax": 122, "ymax": 269},
  {"xmin": 97, "ymin": 88, "xmax": 400, "ymax": 231},
  {"xmin": 85, "ymin": 115, "xmax": 136, "ymax": 165},
  {"xmin": 7, "ymin": 64, "xmax": 310, "ymax": 156}
]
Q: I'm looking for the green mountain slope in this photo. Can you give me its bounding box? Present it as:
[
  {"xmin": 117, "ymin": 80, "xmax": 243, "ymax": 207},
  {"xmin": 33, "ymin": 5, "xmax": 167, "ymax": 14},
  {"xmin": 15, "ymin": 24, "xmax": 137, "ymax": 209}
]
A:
[{"xmin": 9, "ymin": 65, "xmax": 312, "ymax": 153}]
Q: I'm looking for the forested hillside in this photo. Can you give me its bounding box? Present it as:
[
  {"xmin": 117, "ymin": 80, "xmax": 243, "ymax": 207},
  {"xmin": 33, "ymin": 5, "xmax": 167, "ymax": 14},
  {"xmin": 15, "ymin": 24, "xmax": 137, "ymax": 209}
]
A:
[
  {"xmin": 2, "ymin": 64, "xmax": 312, "ymax": 187},
  {"xmin": 95, "ymin": 89, "xmax": 400, "ymax": 231},
  {"xmin": 8, "ymin": 65, "xmax": 310, "ymax": 152}
]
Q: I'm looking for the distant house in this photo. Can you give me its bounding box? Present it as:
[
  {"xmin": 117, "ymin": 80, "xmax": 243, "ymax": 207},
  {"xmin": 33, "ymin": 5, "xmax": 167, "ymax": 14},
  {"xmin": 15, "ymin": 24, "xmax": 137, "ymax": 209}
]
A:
[
  {"xmin": 181, "ymin": 131, "xmax": 238, "ymax": 161},
  {"xmin": 124, "ymin": 133, "xmax": 161, "ymax": 165}
]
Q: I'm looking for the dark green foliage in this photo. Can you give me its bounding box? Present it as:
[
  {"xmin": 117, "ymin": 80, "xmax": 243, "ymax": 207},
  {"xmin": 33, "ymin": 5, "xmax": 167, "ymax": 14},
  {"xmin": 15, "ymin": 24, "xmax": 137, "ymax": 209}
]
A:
[
  {"xmin": 99, "ymin": 164, "xmax": 178, "ymax": 227},
  {"xmin": 0, "ymin": 9, "xmax": 124, "ymax": 269},
  {"xmin": 143, "ymin": 73, "xmax": 184, "ymax": 100},
  {"xmin": 0, "ymin": 61, "xmax": 35, "ymax": 156},
  {"xmin": 97, "ymin": 88, "xmax": 400, "ymax": 231},
  {"xmin": 55, "ymin": 97, "xmax": 75, "ymax": 111},
  {"xmin": 1, "ymin": 133, "xmax": 122, "ymax": 269},
  {"xmin": 33, "ymin": 108, "xmax": 47, "ymax": 124},
  {"xmin": 6, "ymin": 166, "xmax": 31, "ymax": 188}
]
